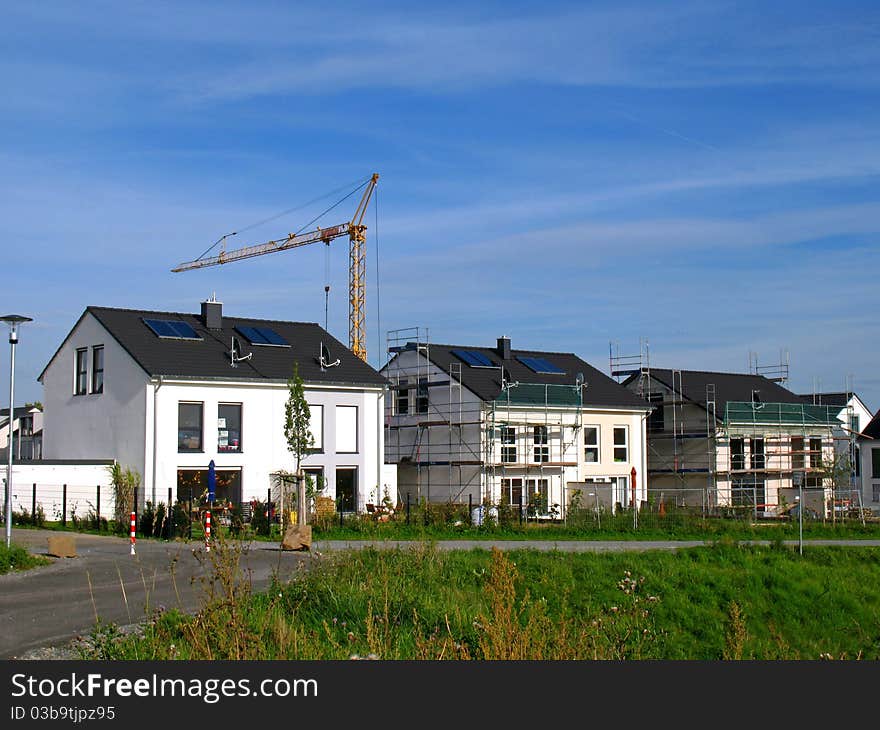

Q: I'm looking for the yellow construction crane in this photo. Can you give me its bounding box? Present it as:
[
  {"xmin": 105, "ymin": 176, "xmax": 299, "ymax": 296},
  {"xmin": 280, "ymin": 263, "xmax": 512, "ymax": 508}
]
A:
[{"xmin": 171, "ymin": 174, "xmax": 379, "ymax": 361}]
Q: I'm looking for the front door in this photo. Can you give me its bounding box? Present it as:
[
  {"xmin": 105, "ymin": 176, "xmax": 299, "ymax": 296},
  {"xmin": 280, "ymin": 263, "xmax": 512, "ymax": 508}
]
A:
[{"xmin": 336, "ymin": 468, "xmax": 357, "ymax": 512}]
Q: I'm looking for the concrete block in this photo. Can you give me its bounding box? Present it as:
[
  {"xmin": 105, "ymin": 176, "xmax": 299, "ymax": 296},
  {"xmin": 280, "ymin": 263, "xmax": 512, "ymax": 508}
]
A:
[{"xmin": 47, "ymin": 534, "xmax": 77, "ymax": 558}]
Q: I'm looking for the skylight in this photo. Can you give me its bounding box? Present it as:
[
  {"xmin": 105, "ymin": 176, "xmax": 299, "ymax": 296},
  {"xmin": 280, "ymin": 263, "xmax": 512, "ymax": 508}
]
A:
[
  {"xmin": 143, "ymin": 318, "xmax": 201, "ymax": 340},
  {"xmin": 235, "ymin": 325, "xmax": 289, "ymax": 347},
  {"xmin": 516, "ymin": 356, "xmax": 565, "ymax": 375},
  {"xmin": 451, "ymin": 349, "xmax": 495, "ymax": 367}
]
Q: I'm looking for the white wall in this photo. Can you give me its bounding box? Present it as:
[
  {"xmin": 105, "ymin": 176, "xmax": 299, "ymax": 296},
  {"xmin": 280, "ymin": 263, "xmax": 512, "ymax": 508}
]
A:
[
  {"xmin": 41, "ymin": 312, "xmax": 148, "ymax": 477},
  {"xmin": 148, "ymin": 379, "xmax": 386, "ymax": 512},
  {"xmin": 858, "ymin": 440, "xmax": 880, "ymax": 514}
]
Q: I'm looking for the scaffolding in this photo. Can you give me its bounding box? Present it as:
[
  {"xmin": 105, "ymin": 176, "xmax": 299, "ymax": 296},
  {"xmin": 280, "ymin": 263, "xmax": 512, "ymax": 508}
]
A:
[
  {"xmin": 385, "ymin": 328, "xmax": 586, "ymax": 514},
  {"xmin": 613, "ymin": 342, "xmax": 858, "ymax": 520}
]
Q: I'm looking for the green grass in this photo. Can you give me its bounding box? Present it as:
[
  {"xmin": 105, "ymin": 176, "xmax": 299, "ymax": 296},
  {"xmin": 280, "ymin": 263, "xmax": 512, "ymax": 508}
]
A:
[
  {"xmin": 80, "ymin": 542, "xmax": 880, "ymax": 660},
  {"xmin": 0, "ymin": 542, "xmax": 50, "ymax": 574}
]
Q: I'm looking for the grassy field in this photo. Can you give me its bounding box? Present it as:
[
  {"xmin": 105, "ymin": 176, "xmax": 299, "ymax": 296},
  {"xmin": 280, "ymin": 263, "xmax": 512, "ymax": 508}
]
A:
[
  {"xmin": 78, "ymin": 541, "xmax": 880, "ymax": 660},
  {"xmin": 0, "ymin": 542, "xmax": 50, "ymax": 574}
]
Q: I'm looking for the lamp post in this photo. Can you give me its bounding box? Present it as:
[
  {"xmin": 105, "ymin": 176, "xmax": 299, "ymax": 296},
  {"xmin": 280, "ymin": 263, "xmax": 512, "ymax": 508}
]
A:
[
  {"xmin": 588, "ymin": 492, "xmax": 600, "ymax": 530},
  {"xmin": 2, "ymin": 315, "xmax": 32, "ymax": 549}
]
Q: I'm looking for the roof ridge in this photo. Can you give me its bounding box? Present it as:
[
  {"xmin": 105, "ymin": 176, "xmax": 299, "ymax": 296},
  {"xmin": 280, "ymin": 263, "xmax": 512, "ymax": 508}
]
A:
[
  {"xmin": 426, "ymin": 342, "xmax": 577, "ymax": 357},
  {"xmin": 87, "ymin": 305, "xmax": 319, "ymax": 327},
  {"xmin": 650, "ymin": 367, "xmax": 779, "ymax": 379}
]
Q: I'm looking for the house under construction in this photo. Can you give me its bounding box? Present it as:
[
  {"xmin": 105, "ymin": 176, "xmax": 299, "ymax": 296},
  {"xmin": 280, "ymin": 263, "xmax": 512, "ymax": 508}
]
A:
[
  {"xmin": 381, "ymin": 329, "xmax": 651, "ymax": 516},
  {"xmin": 614, "ymin": 344, "xmax": 860, "ymax": 517}
]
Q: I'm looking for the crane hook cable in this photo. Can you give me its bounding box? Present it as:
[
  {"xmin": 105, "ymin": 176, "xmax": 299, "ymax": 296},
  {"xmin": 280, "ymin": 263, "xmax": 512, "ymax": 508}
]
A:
[{"xmin": 191, "ymin": 175, "xmax": 373, "ymax": 263}]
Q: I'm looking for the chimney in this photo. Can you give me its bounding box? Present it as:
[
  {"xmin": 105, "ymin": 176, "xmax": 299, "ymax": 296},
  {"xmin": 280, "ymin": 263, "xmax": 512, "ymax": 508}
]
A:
[
  {"xmin": 201, "ymin": 295, "xmax": 223, "ymax": 330},
  {"xmin": 497, "ymin": 336, "xmax": 511, "ymax": 360}
]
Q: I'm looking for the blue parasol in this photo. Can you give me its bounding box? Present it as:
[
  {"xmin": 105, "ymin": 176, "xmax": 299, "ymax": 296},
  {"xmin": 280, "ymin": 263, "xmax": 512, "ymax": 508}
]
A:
[{"xmin": 207, "ymin": 460, "xmax": 216, "ymax": 504}]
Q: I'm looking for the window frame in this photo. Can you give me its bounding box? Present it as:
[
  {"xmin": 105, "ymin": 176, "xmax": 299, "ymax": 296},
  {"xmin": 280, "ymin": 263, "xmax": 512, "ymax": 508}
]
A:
[
  {"xmin": 178, "ymin": 401, "xmax": 204, "ymax": 453},
  {"xmin": 872, "ymin": 448, "xmax": 880, "ymax": 480},
  {"xmin": 533, "ymin": 425, "xmax": 549, "ymax": 463},
  {"xmin": 584, "ymin": 425, "xmax": 600, "ymax": 463},
  {"xmin": 395, "ymin": 379, "xmax": 409, "ymax": 416},
  {"xmin": 730, "ymin": 437, "xmax": 745, "ymax": 470},
  {"xmin": 335, "ymin": 405, "xmax": 359, "ymax": 454},
  {"xmin": 308, "ymin": 404, "xmax": 324, "ymax": 453},
  {"xmin": 217, "ymin": 402, "xmax": 242, "ymax": 453},
  {"xmin": 809, "ymin": 437, "xmax": 823, "ymax": 469},
  {"xmin": 791, "ymin": 436, "xmax": 805, "ymax": 470},
  {"xmin": 613, "ymin": 426, "xmax": 628, "ymax": 463},
  {"xmin": 501, "ymin": 426, "xmax": 517, "ymax": 463},
  {"xmin": 74, "ymin": 348, "xmax": 88, "ymax": 395},
  {"xmin": 416, "ymin": 377, "xmax": 429, "ymax": 414},
  {"xmin": 91, "ymin": 345, "xmax": 104, "ymax": 394}
]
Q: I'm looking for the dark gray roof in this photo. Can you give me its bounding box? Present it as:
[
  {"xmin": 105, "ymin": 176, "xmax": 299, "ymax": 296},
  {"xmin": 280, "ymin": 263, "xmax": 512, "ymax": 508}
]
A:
[
  {"xmin": 395, "ymin": 342, "xmax": 649, "ymax": 409},
  {"xmin": 635, "ymin": 368, "xmax": 804, "ymax": 414},
  {"xmin": 862, "ymin": 409, "xmax": 880, "ymax": 440},
  {"xmin": 41, "ymin": 306, "xmax": 387, "ymax": 387},
  {"xmin": 795, "ymin": 392, "xmax": 852, "ymax": 407},
  {"xmin": 0, "ymin": 406, "xmax": 38, "ymax": 422}
]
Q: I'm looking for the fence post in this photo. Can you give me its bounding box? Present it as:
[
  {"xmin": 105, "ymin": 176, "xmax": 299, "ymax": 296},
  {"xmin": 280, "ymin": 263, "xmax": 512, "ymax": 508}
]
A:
[
  {"xmin": 339, "ymin": 499, "xmax": 343, "ymax": 528},
  {"xmin": 267, "ymin": 488, "xmax": 272, "ymax": 535},
  {"xmin": 406, "ymin": 493, "xmax": 411, "ymax": 525},
  {"xmin": 31, "ymin": 483, "xmax": 36, "ymax": 526},
  {"xmin": 205, "ymin": 510, "xmax": 211, "ymax": 552},
  {"xmin": 468, "ymin": 493, "xmax": 472, "ymax": 521},
  {"xmin": 188, "ymin": 487, "xmax": 193, "ymax": 539},
  {"xmin": 519, "ymin": 493, "xmax": 523, "ymax": 525},
  {"xmin": 133, "ymin": 486, "xmax": 138, "ymax": 525},
  {"xmin": 167, "ymin": 487, "xmax": 173, "ymax": 539},
  {"xmin": 96, "ymin": 485, "xmax": 101, "ymax": 520},
  {"xmin": 62, "ymin": 484, "xmax": 67, "ymax": 526}
]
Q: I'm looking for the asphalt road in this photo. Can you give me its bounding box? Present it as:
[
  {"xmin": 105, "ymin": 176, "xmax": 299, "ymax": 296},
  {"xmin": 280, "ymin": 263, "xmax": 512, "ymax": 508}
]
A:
[
  {"xmin": 4, "ymin": 529, "xmax": 879, "ymax": 658},
  {"xmin": 2, "ymin": 529, "xmax": 313, "ymax": 659}
]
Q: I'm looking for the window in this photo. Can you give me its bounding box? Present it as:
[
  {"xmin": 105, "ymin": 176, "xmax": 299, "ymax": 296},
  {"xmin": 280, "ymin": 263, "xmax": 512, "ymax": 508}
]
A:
[
  {"xmin": 613, "ymin": 426, "xmax": 628, "ymax": 462},
  {"xmin": 177, "ymin": 468, "xmax": 241, "ymax": 505},
  {"xmin": 750, "ymin": 438, "xmax": 765, "ymax": 471},
  {"xmin": 873, "ymin": 483, "xmax": 880, "ymax": 504},
  {"xmin": 854, "ymin": 446, "xmax": 860, "ymax": 477},
  {"xmin": 527, "ymin": 478, "xmax": 549, "ymax": 514},
  {"xmin": 336, "ymin": 405, "xmax": 358, "ymax": 453},
  {"xmin": 308, "ymin": 405, "xmax": 323, "ymax": 451},
  {"xmin": 730, "ymin": 438, "xmax": 745, "ymax": 470},
  {"xmin": 502, "ymin": 478, "xmax": 523, "ymax": 507},
  {"xmin": 91, "ymin": 346, "xmax": 104, "ymax": 394},
  {"xmin": 791, "ymin": 436, "xmax": 805, "ymax": 470},
  {"xmin": 850, "ymin": 413, "xmax": 860, "ymax": 434},
  {"xmin": 395, "ymin": 379, "xmax": 409, "ymax": 415},
  {"xmin": 533, "ymin": 425, "xmax": 549, "ymax": 462},
  {"xmin": 304, "ymin": 467, "xmax": 325, "ymax": 494},
  {"xmin": 501, "ymin": 426, "xmax": 517, "ymax": 463},
  {"xmin": 809, "ymin": 437, "xmax": 823, "ymax": 468},
  {"xmin": 75, "ymin": 348, "xmax": 88, "ymax": 395},
  {"xmin": 178, "ymin": 402, "xmax": 203, "ymax": 452},
  {"xmin": 584, "ymin": 426, "xmax": 599, "ymax": 463},
  {"xmin": 217, "ymin": 403, "xmax": 242, "ymax": 452},
  {"xmin": 872, "ymin": 449, "xmax": 880, "ymax": 479},
  {"xmin": 336, "ymin": 467, "xmax": 357, "ymax": 512},
  {"xmin": 417, "ymin": 378, "xmax": 429, "ymax": 414}
]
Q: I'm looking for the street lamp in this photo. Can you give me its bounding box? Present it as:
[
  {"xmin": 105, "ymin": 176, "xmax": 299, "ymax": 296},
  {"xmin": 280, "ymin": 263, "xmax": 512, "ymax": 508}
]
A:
[
  {"xmin": 588, "ymin": 492, "xmax": 600, "ymax": 530},
  {"xmin": 2, "ymin": 314, "xmax": 32, "ymax": 549}
]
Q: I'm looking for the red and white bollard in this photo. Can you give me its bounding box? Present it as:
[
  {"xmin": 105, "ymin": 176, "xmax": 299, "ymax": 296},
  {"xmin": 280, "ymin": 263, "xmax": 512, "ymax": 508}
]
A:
[
  {"xmin": 205, "ymin": 510, "xmax": 211, "ymax": 552},
  {"xmin": 130, "ymin": 511, "xmax": 136, "ymax": 555}
]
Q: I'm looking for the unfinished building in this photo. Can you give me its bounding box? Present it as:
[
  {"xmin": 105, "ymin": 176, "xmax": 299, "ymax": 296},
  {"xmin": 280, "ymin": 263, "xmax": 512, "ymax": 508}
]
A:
[
  {"xmin": 615, "ymin": 347, "xmax": 854, "ymax": 517},
  {"xmin": 381, "ymin": 330, "xmax": 651, "ymax": 517}
]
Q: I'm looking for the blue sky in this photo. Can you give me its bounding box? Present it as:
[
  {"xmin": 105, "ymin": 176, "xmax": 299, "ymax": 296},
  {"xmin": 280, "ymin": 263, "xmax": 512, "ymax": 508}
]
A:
[{"xmin": 2, "ymin": 1, "xmax": 879, "ymax": 412}]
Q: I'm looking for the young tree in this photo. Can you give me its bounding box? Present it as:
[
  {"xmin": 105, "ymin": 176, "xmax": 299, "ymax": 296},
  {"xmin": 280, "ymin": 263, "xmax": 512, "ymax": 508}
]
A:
[{"xmin": 283, "ymin": 362, "xmax": 314, "ymax": 526}]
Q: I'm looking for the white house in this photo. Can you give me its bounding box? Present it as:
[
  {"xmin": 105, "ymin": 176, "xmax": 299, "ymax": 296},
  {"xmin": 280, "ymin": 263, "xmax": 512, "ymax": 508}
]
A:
[
  {"xmin": 38, "ymin": 298, "xmax": 394, "ymax": 514},
  {"xmin": 796, "ymin": 391, "xmax": 872, "ymax": 500},
  {"xmin": 0, "ymin": 405, "xmax": 43, "ymax": 461},
  {"xmin": 381, "ymin": 335, "xmax": 651, "ymax": 517}
]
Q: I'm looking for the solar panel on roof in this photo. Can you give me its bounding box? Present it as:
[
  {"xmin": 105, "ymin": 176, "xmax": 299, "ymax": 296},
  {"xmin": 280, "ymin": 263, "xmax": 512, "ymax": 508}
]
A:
[
  {"xmin": 517, "ymin": 356, "xmax": 565, "ymax": 374},
  {"xmin": 235, "ymin": 325, "xmax": 289, "ymax": 346},
  {"xmin": 143, "ymin": 318, "xmax": 201, "ymax": 340},
  {"xmin": 451, "ymin": 349, "xmax": 494, "ymax": 367}
]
